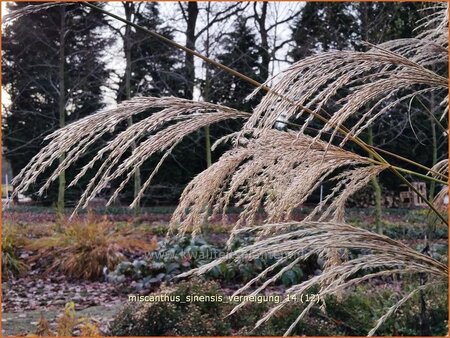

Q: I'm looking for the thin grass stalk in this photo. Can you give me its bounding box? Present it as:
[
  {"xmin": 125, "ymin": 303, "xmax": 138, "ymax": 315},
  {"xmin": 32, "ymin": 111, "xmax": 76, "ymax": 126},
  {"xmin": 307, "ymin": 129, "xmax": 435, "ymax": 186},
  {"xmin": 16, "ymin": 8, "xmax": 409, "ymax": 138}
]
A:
[
  {"xmin": 281, "ymin": 118, "xmax": 448, "ymax": 181},
  {"xmin": 283, "ymin": 120, "xmax": 447, "ymax": 181},
  {"xmin": 415, "ymin": 96, "xmax": 448, "ymax": 134},
  {"xmin": 367, "ymin": 283, "xmax": 440, "ymax": 336},
  {"xmin": 365, "ymin": 159, "xmax": 447, "ymax": 185},
  {"xmin": 368, "ymin": 144, "xmax": 448, "ymax": 180}
]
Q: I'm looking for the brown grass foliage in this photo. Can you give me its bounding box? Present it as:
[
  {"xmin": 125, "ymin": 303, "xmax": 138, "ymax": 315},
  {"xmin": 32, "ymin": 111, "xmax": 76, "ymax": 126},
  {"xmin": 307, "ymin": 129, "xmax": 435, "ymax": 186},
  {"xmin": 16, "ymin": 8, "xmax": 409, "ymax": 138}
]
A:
[{"xmin": 27, "ymin": 213, "xmax": 158, "ymax": 280}]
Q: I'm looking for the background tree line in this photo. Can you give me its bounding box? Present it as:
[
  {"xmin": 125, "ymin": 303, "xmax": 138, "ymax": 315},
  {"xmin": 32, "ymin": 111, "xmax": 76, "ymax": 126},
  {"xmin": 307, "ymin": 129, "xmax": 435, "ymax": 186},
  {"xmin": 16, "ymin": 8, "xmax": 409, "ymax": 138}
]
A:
[{"xmin": 2, "ymin": 1, "xmax": 446, "ymax": 210}]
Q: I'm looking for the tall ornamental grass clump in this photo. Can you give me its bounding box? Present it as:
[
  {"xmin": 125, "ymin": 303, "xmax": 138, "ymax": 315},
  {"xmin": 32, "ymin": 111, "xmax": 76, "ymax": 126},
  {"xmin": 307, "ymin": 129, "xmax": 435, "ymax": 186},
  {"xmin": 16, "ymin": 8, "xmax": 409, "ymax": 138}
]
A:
[{"xmin": 6, "ymin": 3, "xmax": 448, "ymax": 335}]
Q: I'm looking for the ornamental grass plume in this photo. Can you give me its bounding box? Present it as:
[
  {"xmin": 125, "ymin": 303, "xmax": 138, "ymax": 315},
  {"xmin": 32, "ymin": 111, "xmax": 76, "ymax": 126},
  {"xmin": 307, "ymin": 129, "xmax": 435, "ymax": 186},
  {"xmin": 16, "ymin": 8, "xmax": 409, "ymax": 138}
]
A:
[{"xmin": 6, "ymin": 2, "xmax": 448, "ymax": 336}]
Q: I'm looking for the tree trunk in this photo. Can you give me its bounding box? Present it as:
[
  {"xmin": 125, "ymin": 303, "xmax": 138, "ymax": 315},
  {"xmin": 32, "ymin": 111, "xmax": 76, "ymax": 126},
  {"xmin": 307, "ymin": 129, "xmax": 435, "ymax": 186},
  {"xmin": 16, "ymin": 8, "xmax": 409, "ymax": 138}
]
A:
[
  {"xmin": 203, "ymin": 3, "xmax": 212, "ymax": 168},
  {"xmin": 183, "ymin": 2, "xmax": 210, "ymax": 168},
  {"xmin": 359, "ymin": 4, "xmax": 382, "ymax": 233},
  {"xmin": 184, "ymin": 2, "xmax": 198, "ymax": 100},
  {"xmin": 255, "ymin": 2, "xmax": 270, "ymax": 82},
  {"xmin": 428, "ymin": 92, "xmax": 437, "ymax": 200},
  {"xmin": 124, "ymin": 3, "xmax": 141, "ymax": 214},
  {"xmin": 57, "ymin": 5, "xmax": 66, "ymax": 214},
  {"xmin": 368, "ymin": 126, "xmax": 383, "ymax": 234}
]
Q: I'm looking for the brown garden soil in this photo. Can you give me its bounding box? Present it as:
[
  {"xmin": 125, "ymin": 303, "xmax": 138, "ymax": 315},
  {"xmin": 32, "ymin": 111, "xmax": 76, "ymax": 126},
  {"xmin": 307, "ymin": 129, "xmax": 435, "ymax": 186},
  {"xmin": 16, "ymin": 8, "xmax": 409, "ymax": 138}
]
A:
[{"xmin": 2, "ymin": 260, "xmax": 128, "ymax": 335}]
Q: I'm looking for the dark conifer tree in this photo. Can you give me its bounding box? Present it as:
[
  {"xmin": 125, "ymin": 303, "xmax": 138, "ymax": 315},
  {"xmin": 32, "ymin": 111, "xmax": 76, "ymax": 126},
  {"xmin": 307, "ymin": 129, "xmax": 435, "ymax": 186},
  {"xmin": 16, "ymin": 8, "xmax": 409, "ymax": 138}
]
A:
[
  {"xmin": 2, "ymin": 2, "xmax": 111, "ymax": 204},
  {"xmin": 207, "ymin": 16, "xmax": 262, "ymax": 112},
  {"xmin": 116, "ymin": 2, "xmax": 184, "ymax": 101},
  {"xmin": 290, "ymin": 3, "xmax": 357, "ymax": 61}
]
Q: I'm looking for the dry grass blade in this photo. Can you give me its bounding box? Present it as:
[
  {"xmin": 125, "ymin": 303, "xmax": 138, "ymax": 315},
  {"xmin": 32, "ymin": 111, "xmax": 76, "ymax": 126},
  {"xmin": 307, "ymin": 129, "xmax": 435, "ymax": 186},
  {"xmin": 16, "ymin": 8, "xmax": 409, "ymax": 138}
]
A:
[
  {"xmin": 170, "ymin": 129, "xmax": 387, "ymax": 236},
  {"xmin": 178, "ymin": 221, "xmax": 447, "ymax": 336},
  {"xmin": 429, "ymin": 158, "xmax": 448, "ymax": 178},
  {"xmin": 2, "ymin": 2, "xmax": 66, "ymax": 23},
  {"xmin": 433, "ymin": 186, "xmax": 449, "ymax": 214},
  {"xmin": 169, "ymin": 145, "xmax": 251, "ymax": 237},
  {"xmin": 416, "ymin": 3, "xmax": 448, "ymax": 48},
  {"xmin": 367, "ymin": 283, "xmax": 440, "ymax": 336},
  {"xmin": 379, "ymin": 3, "xmax": 448, "ymax": 68},
  {"xmin": 429, "ymin": 159, "xmax": 448, "ymax": 213},
  {"xmin": 243, "ymin": 4, "xmax": 447, "ymax": 149},
  {"xmin": 11, "ymin": 97, "xmax": 247, "ymax": 211},
  {"xmin": 245, "ymin": 49, "xmax": 447, "ymax": 145}
]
